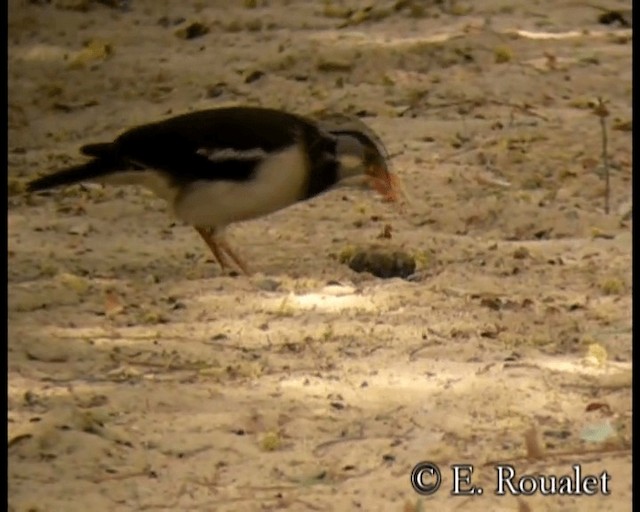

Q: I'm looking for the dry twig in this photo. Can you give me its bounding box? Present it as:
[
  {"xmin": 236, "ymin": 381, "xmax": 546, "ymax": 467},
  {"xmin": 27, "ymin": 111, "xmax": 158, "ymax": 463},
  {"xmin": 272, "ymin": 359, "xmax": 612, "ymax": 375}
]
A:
[{"xmin": 592, "ymin": 97, "xmax": 611, "ymax": 214}]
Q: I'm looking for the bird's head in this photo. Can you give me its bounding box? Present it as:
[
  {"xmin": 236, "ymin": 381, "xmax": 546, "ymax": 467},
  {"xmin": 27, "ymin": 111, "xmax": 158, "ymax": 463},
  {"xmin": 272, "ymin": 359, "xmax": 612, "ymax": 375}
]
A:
[{"xmin": 320, "ymin": 115, "xmax": 404, "ymax": 206}]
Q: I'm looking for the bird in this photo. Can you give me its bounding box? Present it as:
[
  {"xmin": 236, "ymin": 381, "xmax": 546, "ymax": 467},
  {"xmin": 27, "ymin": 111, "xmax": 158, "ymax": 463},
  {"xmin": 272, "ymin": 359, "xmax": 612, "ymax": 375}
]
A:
[{"xmin": 26, "ymin": 106, "xmax": 402, "ymax": 274}]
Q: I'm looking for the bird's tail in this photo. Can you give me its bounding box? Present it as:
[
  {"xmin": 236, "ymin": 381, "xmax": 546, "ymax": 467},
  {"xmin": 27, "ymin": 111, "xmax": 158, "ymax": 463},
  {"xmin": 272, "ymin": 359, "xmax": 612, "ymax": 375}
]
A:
[
  {"xmin": 27, "ymin": 143, "xmax": 121, "ymax": 192},
  {"xmin": 81, "ymin": 142, "xmax": 116, "ymax": 158}
]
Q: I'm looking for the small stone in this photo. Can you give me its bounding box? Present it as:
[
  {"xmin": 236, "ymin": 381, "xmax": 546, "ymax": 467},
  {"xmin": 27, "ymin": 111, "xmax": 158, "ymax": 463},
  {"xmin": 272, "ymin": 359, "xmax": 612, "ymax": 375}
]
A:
[
  {"xmin": 317, "ymin": 59, "xmax": 353, "ymax": 72},
  {"xmin": 347, "ymin": 248, "xmax": 416, "ymax": 279},
  {"xmin": 244, "ymin": 70, "xmax": 265, "ymax": 84},
  {"xmin": 513, "ymin": 247, "xmax": 530, "ymax": 259},
  {"xmin": 205, "ymin": 82, "xmax": 227, "ymax": 98},
  {"xmin": 254, "ymin": 278, "xmax": 280, "ymax": 292},
  {"xmin": 24, "ymin": 341, "xmax": 70, "ymax": 363},
  {"xmin": 68, "ymin": 222, "xmax": 92, "ymax": 236},
  {"xmin": 176, "ymin": 22, "xmax": 209, "ymax": 40}
]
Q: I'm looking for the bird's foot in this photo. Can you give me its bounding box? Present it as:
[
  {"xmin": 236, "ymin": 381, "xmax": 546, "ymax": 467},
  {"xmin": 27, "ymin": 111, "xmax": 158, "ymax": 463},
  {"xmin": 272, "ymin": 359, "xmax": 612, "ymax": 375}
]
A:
[
  {"xmin": 195, "ymin": 227, "xmax": 251, "ymax": 276},
  {"xmin": 216, "ymin": 237, "xmax": 251, "ymax": 275}
]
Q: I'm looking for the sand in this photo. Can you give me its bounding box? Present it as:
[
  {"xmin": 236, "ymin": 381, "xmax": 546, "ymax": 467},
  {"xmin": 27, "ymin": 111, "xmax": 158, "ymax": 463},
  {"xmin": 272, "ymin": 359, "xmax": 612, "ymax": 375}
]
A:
[{"xmin": 8, "ymin": 1, "xmax": 631, "ymax": 511}]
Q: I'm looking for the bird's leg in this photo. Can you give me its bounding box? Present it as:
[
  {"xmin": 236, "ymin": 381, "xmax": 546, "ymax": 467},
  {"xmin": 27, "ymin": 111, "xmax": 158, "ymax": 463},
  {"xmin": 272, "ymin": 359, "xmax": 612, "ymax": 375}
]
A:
[
  {"xmin": 195, "ymin": 227, "xmax": 231, "ymax": 270},
  {"xmin": 217, "ymin": 237, "xmax": 251, "ymax": 276},
  {"xmin": 194, "ymin": 227, "xmax": 251, "ymax": 275}
]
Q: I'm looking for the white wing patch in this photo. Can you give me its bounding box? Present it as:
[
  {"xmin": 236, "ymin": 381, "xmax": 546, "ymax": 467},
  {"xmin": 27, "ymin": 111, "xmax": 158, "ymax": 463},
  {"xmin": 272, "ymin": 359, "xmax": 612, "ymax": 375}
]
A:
[
  {"xmin": 196, "ymin": 147, "xmax": 268, "ymax": 161},
  {"xmin": 174, "ymin": 143, "xmax": 308, "ymax": 227}
]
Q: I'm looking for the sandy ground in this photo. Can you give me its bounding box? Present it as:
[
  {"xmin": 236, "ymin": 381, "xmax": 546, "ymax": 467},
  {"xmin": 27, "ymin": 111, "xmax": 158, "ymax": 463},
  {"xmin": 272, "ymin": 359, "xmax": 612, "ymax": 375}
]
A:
[{"xmin": 7, "ymin": 1, "xmax": 632, "ymax": 511}]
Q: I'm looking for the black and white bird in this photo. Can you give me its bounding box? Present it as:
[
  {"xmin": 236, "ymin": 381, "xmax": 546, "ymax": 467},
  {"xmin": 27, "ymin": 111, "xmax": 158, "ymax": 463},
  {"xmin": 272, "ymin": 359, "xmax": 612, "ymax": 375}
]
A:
[{"xmin": 27, "ymin": 106, "xmax": 401, "ymax": 274}]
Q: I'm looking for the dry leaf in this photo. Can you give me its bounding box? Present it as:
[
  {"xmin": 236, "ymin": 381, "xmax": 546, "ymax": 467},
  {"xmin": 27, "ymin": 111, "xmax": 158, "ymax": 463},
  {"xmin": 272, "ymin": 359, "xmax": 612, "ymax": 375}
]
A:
[
  {"xmin": 544, "ymin": 51, "xmax": 557, "ymax": 70},
  {"xmin": 516, "ymin": 497, "xmax": 533, "ymax": 512},
  {"xmin": 69, "ymin": 39, "xmax": 113, "ymax": 67},
  {"xmin": 475, "ymin": 171, "xmax": 512, "ymax": 189},
  {"xmin": 104, "ymin": 291, "xmax": 125, "ymax": 316},
  {"xmin": 585, "ymin": 343, "xmax": 608, "ymax": 366},
  {"xmin": 580, "ymin": 420, "xmax": 617, "ymax": 443},
  {"xmin": 57, "ymin": 272, "xmax": 90, "ymax": 294},
  {"xmin": 592, "ymin": 97, "xmax": 610, "ymax": 118},
  {"xmin": 524, "ymin": 425, "xmax": 544, "ymax": 459},
  {"xmin": 403, "ymin": 499, "xmax": 424, "ymax": 512},
  {"xmin": 612, "ymin": 119, "xmax": 632, "ymax": 132},
  {"xmin": 585, "ymin": 402, "xmax": 612, "ymax": 414},
  {"xmin": 377, "ymin": 224, "xmax": 393, "ymax": 239}
]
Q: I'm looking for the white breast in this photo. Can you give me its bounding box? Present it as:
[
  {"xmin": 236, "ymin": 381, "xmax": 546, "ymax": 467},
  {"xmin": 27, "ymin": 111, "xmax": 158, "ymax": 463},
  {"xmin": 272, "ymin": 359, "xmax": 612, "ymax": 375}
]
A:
[{"xmin": 172, "ymin": 143, "xmax": 309, "ymax": 228}]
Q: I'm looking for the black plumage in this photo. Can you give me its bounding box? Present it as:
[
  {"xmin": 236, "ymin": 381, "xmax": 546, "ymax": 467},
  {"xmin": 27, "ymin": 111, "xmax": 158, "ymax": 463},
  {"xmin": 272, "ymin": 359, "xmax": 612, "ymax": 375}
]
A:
[
  {"xmin": 27, "ymin": 106, "xmax": 399, "ymax": 274},
  {"xmin": 29, "ymin": 107, "xmax": 335, "ymax": 189}
]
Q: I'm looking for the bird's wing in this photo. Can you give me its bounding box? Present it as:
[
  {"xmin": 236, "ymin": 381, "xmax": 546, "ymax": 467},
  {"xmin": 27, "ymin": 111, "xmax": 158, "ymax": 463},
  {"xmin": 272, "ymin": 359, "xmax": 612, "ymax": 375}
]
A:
[{"xmin": 113, "ymin": 108, "xmax": 324, "ymax": 183}]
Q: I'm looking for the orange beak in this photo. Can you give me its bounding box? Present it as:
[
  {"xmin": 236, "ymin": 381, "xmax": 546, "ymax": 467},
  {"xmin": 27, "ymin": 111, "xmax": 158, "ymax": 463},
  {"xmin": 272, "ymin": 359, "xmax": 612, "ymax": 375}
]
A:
[{"xmin": 367, "ymin": 166, "xmax": 406, "ymax": 211}]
